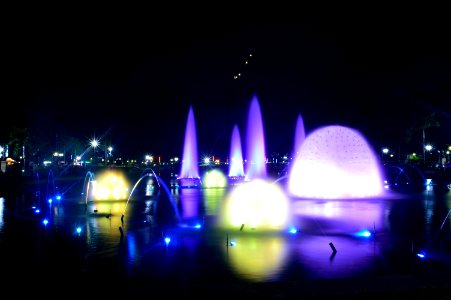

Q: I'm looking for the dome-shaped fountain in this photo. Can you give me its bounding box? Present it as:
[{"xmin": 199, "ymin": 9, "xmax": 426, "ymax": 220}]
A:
[{"xmin": 288, "ymin": 125, "xmax": 385, "ymax": 199}]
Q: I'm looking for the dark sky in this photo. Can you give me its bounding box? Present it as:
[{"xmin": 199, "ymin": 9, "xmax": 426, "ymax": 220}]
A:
[{"xmin": 3, "ymin": 14, "xmax": 450, "ymax": 160}]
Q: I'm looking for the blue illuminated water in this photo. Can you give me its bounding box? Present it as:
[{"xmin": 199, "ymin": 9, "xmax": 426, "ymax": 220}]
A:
[{"xmin": 0, "ymin": 168, "xmax": 450, "ymax": 296}]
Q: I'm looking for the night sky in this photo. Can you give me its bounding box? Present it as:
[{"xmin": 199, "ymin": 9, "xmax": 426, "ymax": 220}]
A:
[{"xmin": 3, "ymin": 14, "xmax": 450, "ymax": 160}]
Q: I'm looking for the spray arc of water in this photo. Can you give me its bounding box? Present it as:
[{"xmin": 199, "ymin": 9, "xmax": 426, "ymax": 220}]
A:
[
  {"xmin": 122, "ymin": 168, "xmax": 180, "ymax": 224},
  {"xmin": 83, "ymin": 171, "xmax": 95, "ymax": 209}
]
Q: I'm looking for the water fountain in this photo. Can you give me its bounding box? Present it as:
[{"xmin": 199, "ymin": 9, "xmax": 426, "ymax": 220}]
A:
[
  {"xmin": 218, "ymin": 95, "xmax": 291, "ymax": 231},
  {"xmin": 34, "ymin": 170, "xmax": 41, "ymax": 207},
  {"xmin": 288, "ymin": 125, "xmax": 385, "ymax": 199},
  {"xmin": 293, "ymin": 113, "xmax": 306, "ymax": 158},
  {"xmin": 82, "ymin": 171, "xmax": 95, "ymax": 209},
  {"xmin": 122, "ymin": 168, "xmax": 180, "ymax": 224},
  {"xmin": 91, "ymin": 169, "xmax": 129, "ymax": 201},
  {"xmin": 46, "ymin": 169, "xmax": 56, "ymax": 202},
  {"xmin": 245, "ymin": 95, "xmax": 267, "ymax": 181},
  {"xmin": 178, "ymin": 106, "xmax": 202, "ymax": 188},
  {"xmin": 203, "ymin": 169, "xmax": 227, "ymax": 188},
  {"xmin": 228, "ymin": 124, "xmax": 245, "ymax": 185},
  {"xmin": 123, "ymin": 168, "xmax": 161, "ymax": 218}
]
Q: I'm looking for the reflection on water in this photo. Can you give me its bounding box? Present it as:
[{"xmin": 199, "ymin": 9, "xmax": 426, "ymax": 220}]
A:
[
  {"xmin": 294, "ymin": 235, "xmax": 379, "ymax": 279},
  {"xmin": 0, "ymin": 173, "xmax": 450, "ymax": 289},
  {"xmin": 177, "ymin": 188, "xmax": 202, "ymax": 219},
  {"xmin": 292, "ymin": 199, "xmax": 386, "ymax": 235},
  {"xmin": 224, "ymin": 234, "xmax": 288, "ymax": 282},
  {"xmin": 202, "ymin": 188, "xmax": 225, "ymax": 216}
]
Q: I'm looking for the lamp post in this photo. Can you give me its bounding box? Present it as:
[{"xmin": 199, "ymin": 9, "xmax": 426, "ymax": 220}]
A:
[
  {"xmin": 382, "ymin": 148, "xmax": 389, "ymax": 165},
  {"xmin": 91, "ymin": 139, "xmax": 98, "ymax": 165},
  {"xmin": 106, "ymin": 146, "xmax": 113, "ymax": 166},
  {"xmin": 425, "ymin": 144, "xmax": 433, "ymax": 166}
]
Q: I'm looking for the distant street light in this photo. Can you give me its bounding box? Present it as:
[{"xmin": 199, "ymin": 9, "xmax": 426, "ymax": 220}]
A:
[
  {"xmin": 424, "ymin": 144, "xmax": 433, "ymax": 165},
  {"xmin": 91, "ymin": 139, "xmax": 98, "ymax": 148},
  {"xmin": 106, "ymin": 146, "xmax": 113, "ymax": 165},
  {"xmin": 90, "ymin": 138, "xmax": 99, "ymax": 164}
]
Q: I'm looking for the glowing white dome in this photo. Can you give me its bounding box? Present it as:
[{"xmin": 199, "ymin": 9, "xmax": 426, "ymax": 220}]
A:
[{"xmin": 288, "ymin": 125, "xmax": 384, "ymax": 199}]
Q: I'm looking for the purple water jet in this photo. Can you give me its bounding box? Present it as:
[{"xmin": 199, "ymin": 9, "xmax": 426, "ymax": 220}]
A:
[
  {"xmin": 288, "ymin": 125, "xmax": 384, "ymax": 199},
  {"xmin": 245, "ymin": 95, "xmax": 267, "ymax": 181},
  {"xmin": 293, "ymin": 114, "xmax": 306, "ymax": 158},
  {"xmin": 228, "ymin": 124, "xmax": 245, "ymax": 181},
  {"xmin": 178, "ymin": 106, "xmax": 201, "ymax": 188}
]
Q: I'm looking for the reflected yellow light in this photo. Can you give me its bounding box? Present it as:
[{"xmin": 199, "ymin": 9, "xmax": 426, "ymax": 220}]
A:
[
  {"xmin": 95, "ymin": 202, "xmax": 125, "ymax": 216},
  {"xmin": 203, "ymin": 169, "xmax": 227, "ymax": 188},
  {"xmin": 92, "ymin": 170, "xmax": 129, "ymax": 200},
  {"xmin": 203, "ymin": 188, "xmax": 226, "ymax": 215},
  {"xmin": 225, "ymin": 235, "xmax": 287, "ymax": 282},
  {"xmin": 219, "ymin": 179, "xmax": 290, "ymax": 231}
]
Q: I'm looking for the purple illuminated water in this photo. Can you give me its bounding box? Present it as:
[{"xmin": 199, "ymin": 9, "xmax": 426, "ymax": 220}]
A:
[
  {"xmin": 228, "ymin": 124, "xmax": 244, "ymax": 177},
  {"xmin": 293, "ymin": 114, "xmax": 306, "ymax": 157},
  {"xmin": 288, "ymin": 125, "xmax": 384, "ymax": 199},
  {"xmin": 179, "ymin": 106, "xmax": 200, "ymax": 185},
  {"xmin": 245, "ymin": 95, "xmax": 267, "ymax": 181}
]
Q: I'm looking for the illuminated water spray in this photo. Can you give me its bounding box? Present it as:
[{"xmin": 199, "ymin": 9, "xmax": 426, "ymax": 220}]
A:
[
  {"xmin": 288, "ymin": 125, "xmax": 384, "ymax": 199},
  {"xmin": 178, "ymin": 106, "xmax": 201, "ymax": 187},
  {"xmin": 82, "ymin": 171, "xmax": 95, "ymax": 209},
  {"xmin": 245, "ymin": 95, "xmax": 267, "ymax": 181},
  {"xmin": 293, "ymin": 114, "xmax": 306, "ymax": 157},
  {"xmin": 228, "ymin": 124, "xmax": 244, "ymax": 178},
  {"xmin": 46, "ymin": 169, "xmax": 56, "ymax": 202},
  {"xmin": 219, "ymin": 97, "xmax": 290, "ymax": 231}
]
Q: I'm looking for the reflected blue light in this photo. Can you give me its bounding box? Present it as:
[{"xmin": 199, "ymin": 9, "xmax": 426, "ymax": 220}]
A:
[
  {"xmin": 164, "ymin": 237, "xmax": 171, "ymax": 245},
  {"xmin": 48, "ymin": 198, "xmax": 52, "ymax": 204},
  {"xmin": 354, "ymin": 230, "xmax": 372, "ymax": 238},
  {"xmin": 42, "ymin": 219, "xmax": 49, "ymax": 226},
  {"xmin": 288, "ymin": 227, "xmax": 298, "ymax": 234},
  {"xmin": 417, "ymin": 251, "xmax": 426, "ymax": 259}
]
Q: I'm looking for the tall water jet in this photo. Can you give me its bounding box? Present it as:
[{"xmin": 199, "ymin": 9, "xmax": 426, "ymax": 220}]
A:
[
  {"xmin": 293, "ymin": 114, "xmax": 306, "ymax": 158},
  {"xmin": 228, "ymin": 124, "xmax": 245, "ymax": 185},
  {"xmin": 178, "ymin": 106, "xmax": 201, "ymax": 188},
  {"xmin": 288, "ymin": 125, "xmax": 384, "ymax": 199},
  {"xmin": 219, "ymin": 97, "xmax": 291, "ymax": 231},
  {"xmin": 245, "ymin": 95, "xmax": 267, "ymax": 181}
]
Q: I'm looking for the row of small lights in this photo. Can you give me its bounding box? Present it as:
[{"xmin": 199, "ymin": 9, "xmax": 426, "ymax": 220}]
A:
[{"xmin": 383, "ymin": 145, "xmax": 451, "ymax": 156}]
